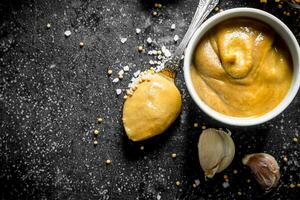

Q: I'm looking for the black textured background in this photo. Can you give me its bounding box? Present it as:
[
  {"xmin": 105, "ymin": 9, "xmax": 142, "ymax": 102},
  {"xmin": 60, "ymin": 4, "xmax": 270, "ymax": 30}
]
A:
[{"xmin": 0, "ymin": 0, "xmax": 299, "ymax": 199}]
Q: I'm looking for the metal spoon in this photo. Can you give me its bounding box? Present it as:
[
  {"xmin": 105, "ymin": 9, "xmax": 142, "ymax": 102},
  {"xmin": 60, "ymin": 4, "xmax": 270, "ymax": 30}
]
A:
[
  {"xmin": 159, "ymin": 0, "xmax": 219, "ymax": 78},
  {"xmin": 122, "ymin": 0, "xmax": 219, "ymax": 141}
]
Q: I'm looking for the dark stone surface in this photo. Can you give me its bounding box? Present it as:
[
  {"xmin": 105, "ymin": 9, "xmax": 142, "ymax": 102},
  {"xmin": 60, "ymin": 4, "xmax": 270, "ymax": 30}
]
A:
[{"xmin": 0, "ymin": 0, "xmax": 299, "ymax": 199}]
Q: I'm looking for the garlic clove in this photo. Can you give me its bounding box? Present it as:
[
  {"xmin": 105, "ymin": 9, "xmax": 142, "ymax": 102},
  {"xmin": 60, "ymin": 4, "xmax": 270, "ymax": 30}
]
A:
[
  {"xmin": 198, "ymin": 128, "xmax": 235, "ymax": 178},
  {"xmin": 242, "ymin": 153, "xmax": 280, "ymax": 190},
  {"xmin": 217, "ymin": 131, "xmax": 235, "ymax": 172}
]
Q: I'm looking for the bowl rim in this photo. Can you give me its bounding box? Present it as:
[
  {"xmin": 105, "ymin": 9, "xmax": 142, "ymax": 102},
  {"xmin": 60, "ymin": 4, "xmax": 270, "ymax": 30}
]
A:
[{"xmin": 183, "ymin": 7, "xmax": 300, "ymax": 126}]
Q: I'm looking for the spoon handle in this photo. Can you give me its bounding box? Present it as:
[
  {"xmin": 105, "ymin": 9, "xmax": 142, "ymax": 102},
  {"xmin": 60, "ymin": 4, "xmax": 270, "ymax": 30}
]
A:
[
  {"xmin": 161, "ymin": 0, "xmax": 218, "ymax": 76},
  {"xmin": 174, "ymin": 0, "xmax": 219, "ymax": 58}
]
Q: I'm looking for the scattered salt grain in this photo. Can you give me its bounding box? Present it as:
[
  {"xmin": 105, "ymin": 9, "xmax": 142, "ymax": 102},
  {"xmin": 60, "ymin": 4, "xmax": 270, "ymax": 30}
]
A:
[
  {"xmin": 120, "ymin": 37, "xmax": 127, "ymax": 43},
  {"xmin": 152, "ymin": 50, "xmax": 158, "ymax": 55},
  {"xmin": 64, "ymin": 30, "xmax": 71, "ymax": 37},
  {"xmin": 194, "ymin": 179, "xmax": 200, "ymax": 186},
  {"xmin": 112, "ymin": 78, "xmax": 119, "ymax": 83},
  {"xmin": 174, "ymin": 35, "xmax": 179, "ymax": 42},
  {"xmin": 49, "ymin": 64, "xmax": 56, "ymax": 69},
  {"xmin": 146, "ymin": 37, "xmax": 153, "ymax": 44},
  {"xmin": 157, "ymin": 194, "xmax": 161, "ymax": 200},
  {"xmin": 118, "ymin": 70, "xmax": 124, "ymax": 76},
  {"xmin": 116, "ymin": 89, "xmax": 122, "ymax": 95},
  {"xmin": 149, "ymin": 60, "xmax": 155, "ymax": 65},
  {"xmin": 136, "ymin": 28, "xmax": 141, "ymax": 34},
  {"xmin": 171, "ymin": 24, "xmax": 176, "ymax": 30},
  {"xmin": 161, "ymin": 46, "xmax": 171, "ymax": 57},
  {"xmin": 123, "ymin": 65, "xmax": 129, "ymax": 71},
  {"xmin": 222, "ymin": 182, "xmax": 230, "ymax": 188},
  {"xmin": 157, "ymin": 55, "xmax": 163, "ymax": 60}
]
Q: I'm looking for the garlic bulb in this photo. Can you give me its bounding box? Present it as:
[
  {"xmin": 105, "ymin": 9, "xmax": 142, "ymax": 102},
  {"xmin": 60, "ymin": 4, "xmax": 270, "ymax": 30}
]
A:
[
  {"xmin": 242, "ymin": 153, "xmax": 280, "ymax": 190},
  {"xmin": 198, "ymin": 128, "xmax": 235, "ymax": 178}
]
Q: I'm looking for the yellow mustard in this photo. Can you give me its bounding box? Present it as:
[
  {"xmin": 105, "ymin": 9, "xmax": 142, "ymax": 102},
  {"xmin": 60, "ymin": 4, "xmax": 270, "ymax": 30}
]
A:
[
  {"xmin": 191, "ymin": 19, "xmax": 293, "ymax": 117},
  {"xmin": 123, "ymin": 72, "xmax": 182, "ymax": 141}
]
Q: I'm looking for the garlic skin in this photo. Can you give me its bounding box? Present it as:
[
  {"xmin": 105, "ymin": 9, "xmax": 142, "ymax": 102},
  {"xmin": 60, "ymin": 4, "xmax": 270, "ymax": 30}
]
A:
[
  {"xmin": 198, "ymin": 128, "xmax": 235, "ymax": 178},
  {"xmin": 242, "ymin": 153, "xmax": 280, "ymax": 190}
]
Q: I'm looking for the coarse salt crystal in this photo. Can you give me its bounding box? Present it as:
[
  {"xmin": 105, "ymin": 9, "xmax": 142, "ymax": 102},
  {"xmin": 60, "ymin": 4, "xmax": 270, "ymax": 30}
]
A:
[
  {"xmin": 136, "ymin": 28, "xmax": 141, "ymax": 34},
  {"xmin": 149, "ymin": 60, "xmax": 155, "ymax": 65},
  {"xmin": 118, "ymin": 70, "xmax": 124, "ymax": 76},
  {"xmin": 116, "ymin": 89, "xmax": 122, "ymax": 95},
  {"xmin": 64, "ymin": 30, "xmax": 71, "ymax": 37},
  {"xmin": 120, "ymin": 37, "xmax": 127, "ymax": 43},
  {"xmin": 194, "ymin": 179, "xmax": 200, "ymax": 186},
  {"xmin": 222, "ymin": 182, "xmax": 230, "ymax": 188},
  {"xmin": 161, "ymin": 46, "xmax": 171, "ymax": 57},
  {"xmin": 49, "ymin": 64, "xmax": 56, "ymax": 68},
  {"xmin": 174, "ymin": 35, "xmax": 179, "ymax": 42},
  {"xmin": 171, "ymin": 24, "xmax": 176, "ymax": 30},
  {"xmin": 156, "ymin": 63, "xmax": 164, "ymax": 72},
  {"xmin": 146, "ymin": 37, "xmax": 152, "ymax": 44},
  {"xmin": 123, "ymin": 65, "xmax": 129, "ymax": 71},
  {"xmin": 112, "ymin": 78, "xmax": 119, "ymax": 83},
  {"xmin": 157, "ymin": 194, "xmax": 161, "ymax": 200}
]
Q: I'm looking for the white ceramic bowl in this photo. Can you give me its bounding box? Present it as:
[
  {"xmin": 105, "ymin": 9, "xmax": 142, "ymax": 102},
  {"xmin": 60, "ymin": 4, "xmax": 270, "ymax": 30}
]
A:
[{"xmin": 184, "ymin": 8, "xmax": 300, "ymax": 126}]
